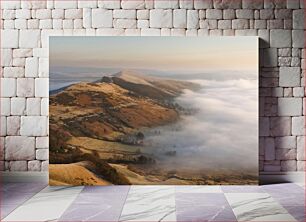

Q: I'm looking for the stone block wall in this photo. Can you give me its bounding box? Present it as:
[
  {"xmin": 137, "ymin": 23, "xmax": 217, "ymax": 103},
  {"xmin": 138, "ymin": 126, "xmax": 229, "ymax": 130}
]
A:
[{"xmin": 0, "ymin": 0, "xmax": 305, "ymax": 172}]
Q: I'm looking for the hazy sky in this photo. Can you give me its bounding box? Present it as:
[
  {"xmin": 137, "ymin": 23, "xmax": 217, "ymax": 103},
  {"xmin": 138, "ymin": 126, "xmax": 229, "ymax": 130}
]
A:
[{"xmin": 50, "ymin": 36, "xmax": 258, "ymax": 72}]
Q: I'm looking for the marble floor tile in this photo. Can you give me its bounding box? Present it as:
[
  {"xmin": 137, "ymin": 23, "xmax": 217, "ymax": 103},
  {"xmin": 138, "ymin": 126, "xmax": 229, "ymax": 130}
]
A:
[
  {"xmin": 1, "ymin": 182, "xmax": 47, "ymax": 194},
  {"xmin": 176, "ymin": 193, "xmax": 236, "ymax": 221},
  {"xmin": 3, "ymin": 186, "xmax": 84, "ymax": 221},
  {"xmin": 59, "ymin": 193, "xmax": 129, "ymax": 221},
  {"xmin": 262, "ymin": 183, "xmax": 304, "ymax": 193},
  {"xmin": 270, "ymin": 192, "xmax": 305, "ymax": 206},
  {"xmin": 59, "ymin": 186, "xmax": 130, "ymax": 221},
  {"xmin": 119, "ymin": 186, "xmax": 176, "ymax": 222},
  {"xmin": 283, "ymin": 205, "xmax": 305, "ymax": 222},
  {"xmin": 225, "ymin": 193, "xmax": 297, "ymax": 221},
  {"xmin": 1, "ymin": 193, "xmax": 35, "ymax": 205},
  {"xmin": 175, "ymin": 185, "xmax": 222, "ymax": 193},
  {"xmin": 221, "ymin": 185, "xmax": 263, "ymax": 193}
]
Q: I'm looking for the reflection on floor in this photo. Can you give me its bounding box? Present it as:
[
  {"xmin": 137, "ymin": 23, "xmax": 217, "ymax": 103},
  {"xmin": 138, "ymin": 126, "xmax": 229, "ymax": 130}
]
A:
[{"xmin": 1, "ymin": 182, "xmax": 304, "ymax": 221}]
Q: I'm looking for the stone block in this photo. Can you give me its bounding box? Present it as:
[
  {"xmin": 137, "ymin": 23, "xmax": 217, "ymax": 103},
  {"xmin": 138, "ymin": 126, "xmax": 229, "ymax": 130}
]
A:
[
  {"xmin": 36, "ymin": 149, "xmax": 48, "ymax": 160},
  {"xmin": 297, "ymin": 161, "xmax": 305, "ymax": 171},
  {"xmin": 1, "ymin": 78, "xmax": 16, "ymax": 97},
  {"xmin": 293, "ymin": 9, "xmax": 305, "ymax": 29},
  {"xmin": 0, "ymin": 98, "xmax": 10, "ymax": 116},
  {"xmin": 279, "ymin": 67, "xmax": 300, "ymax": 87},
  {"xmin": 52, "ymin": 9, "xmax": 64, "ymax": 19},
  {"xmin": 9, "ymin": 161, "xmax": 27, "ymax": 171},
  {"xmin": 263, "ymin": 48, "xmax": 277, "ymax": 67},
  {"xmin": 258, "ymin": 29, "xmax": 269, "ymax": 48},
  {"xmin": 6, "ymin": 116, "xmax": 20, "ymax": 136},
  {"xmin": 297, "ymin": 136, "xmax": 305, "ymax": 160},
  {"xmin": 213, "ymin": 0, "xmax": 241, "ymax": 9},
  {"xmin": 26, "ymin": 98, "xmax": 41, "ymax": 116},
  {"xmin": 83, "ymin": 8, "xmax": 91, "ymax": 28},
  {"xmin": 218, "ymin": 20, "xmax": 231, "ymax": 29},
  {"xmin": 232, "ymin": 19, "xmax": 249, "ymax": 29},
  {"xmin": 292, "ymin": 116, "xmax": 305, "ymax": 136},
  {"xmin": 1, "ymin": 49, "xmax": 12, "ymax": 67},
  {"xmin": 78, "ymin": 0, "xmax": 97, "ymax": 8},
  {"xmin": 35, "ymin": 78, "xmax": 49, "ymax": 97},
  {"xmin": 35, "ymin": 9, "xmax": 51, "ymax": 19},
  {"xmin": 28, "ymin": 160, "xmax": 41, "ymax": 171},
  {"xmin": 150, "ymin": 9, "xmax": 172, "ymax": 28},
  {"xmin": 41, "ymin": 160, "xmax": 48, "ymax": 171},
  {"xmin": 206, "ymin": 9, "xmax": 222, "ymax": 19},
  {"xmin": 293, "ymin": 87, "xmax": 304, "ymax": 97},
  {"xmin": 292, "ymin": 30, "xmax": 305, "ymax": 48},
  {"xmin": 194, "ymin": 0, "xmax": 212, "ymax": 9},
  {"xmin": 1, "ymin": 1, "xmax": 20, "ymax": 9},
  {"xmin": 11, "ymin": 98, "xmax": 26, "ymax": 115},
  {"xmin": 281, "ymin": 160, "xmax": 297, "ymax": 171},
  {"xmin": 242, "ymin": 0, "xmax": 263, "ymax": 9},
  {"xmin": 2, "ymin": 9, "xmax": 16, "ymax": 19},
  {"xmin": 36, "ymin": 137, "xmax": 49, "ymax": 149},
  {"xmin": 114, "ymin": 19, "xmax": 137, "ymax": 28},
  {"xmin": 20, "ymin": 116, "xmax": 48, "ymax": 136},
  {"xmin": 1, "ymin": 30, "xmax": 19, "ymax": 48},
  {"xmin": 17, "ymin": 78, "xmax": 34, "ymax": 97},
  {"xmin": 173, "ymin": 9, "xmax": 187, "ymax": 28},
  {"xmin": 15, "ymin": 19, "xmax": 27, "ymax": 29},
  {"xmin": 278, "ymin": 98, "xmax": 302, "ymax": 116},
  {"xmin": 154, "ymin": 0, "xmax": 178, "ymax": 9},
  {"xmin": 270, "ymin": 117, "xmax": 291, "ymax": 136},
  {"xmin": 54, "ymin": 1, "xmax": 77, "ymax": 9},
  {"xmin": 13, "ymin": 58, "xmax": 25, "ymax": 67},
  {"xmin": 19, "ymin": 30, "xmax": 41, "ymax": 48},
  {"xmin": 187, "ymin": 10, "xmax": 199, "ymax": 29},
  {"xmin": 15, "ymin": 9, "xmax": 31, "ymax": 19},
  {"xmin": 92, "ymin": 9, "xmax": 113, "ymax": 28},
  {"xmin": 275, "ymin": 9, "xmax": 292, "ymax": 19},
  {"xmin": 259, "ymin": 117, "xmax": 269, "ymax": 136},
  {"xmin": 25, "ymin": 57, "xmax": 38, "ymax": 77},
  {"xmin": 275, "ymin": 136, "xmax": 297, "ymax": 149},
  {"xmin": 38, "ymin": 58, "xmax": 49, "ymax": 77},
  {"xmin": 113, "ymin": 9, "xmax": 136, "ymax": 18},
  {"xmin": 140, "ymin": 28, "xmax": 161, "ymax": 36},
  {"xmin": 287, "ymin": 0, "xmax": 300, "ymax": 9},
  {"xmin": 98, "ymin": 0, "xmax": 120, "ymax": 9},
  {"xmin": 65, "ymin": 9, "xmax": 82, "ymax": 19},
  {"xmin": 13, "ymin": 49, "xmax": 32, "ymax": 58},
  {"xmin": 122, "ymin": 0, "xmax": 145, "ymax": 9},
  {"xmin": 236, "ymin": 9, "xmax": 254, "ymax": 19},
  {"xmin": 276, "ymin": 148, "xmax": 296, "ymax": 160},
  {"xmin": 3, "ymin": 67, "xmax": 24, "ymax": 78},
  {"xmin": 265, "ymin": 137, "xmax": 275, "ymax": 160},
  {"xmin": 41, "ymin": 98, "xmax": 49, "ymax": 115},
  {"xmin": 179, "ymin": 0, "xmax": 193, "ymax": 9},
  {"xmin": 137, "ymin": 10, "xmax": 149, "ymax": 19},
  {"xmin": 1, "ymin": 117, "xmax": 7, "ymax": 136},
  {"xmin": 270, "ymin": 29, "xmax": 291, "ymax": 48},
  {"xmin": 223, "ymin": 9, "xmax": 235, "ymax": 19},
  {"xmin": 137, "ymin": 20, "xmax": 149, "ymax": 28},
  {"xmin": 263, "ymin": 19, "xmax": 279, "ymax": 29},
  {"xmin": 5, "ymin": 136, "xmax": 35, "ymax": 160}
]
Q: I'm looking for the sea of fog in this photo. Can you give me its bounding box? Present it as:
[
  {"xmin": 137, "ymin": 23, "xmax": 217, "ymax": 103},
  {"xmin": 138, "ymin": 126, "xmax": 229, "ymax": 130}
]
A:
[{"xmin": 142, "ymin": 77, "xmax": 258, "ymax": 174}]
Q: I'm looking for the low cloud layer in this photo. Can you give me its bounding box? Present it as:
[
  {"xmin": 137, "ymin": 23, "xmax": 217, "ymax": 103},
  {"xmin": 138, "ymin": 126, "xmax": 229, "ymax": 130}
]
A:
[{"xmin": 144, "ymin": 78, "xmax": 258, "ymax": 174}]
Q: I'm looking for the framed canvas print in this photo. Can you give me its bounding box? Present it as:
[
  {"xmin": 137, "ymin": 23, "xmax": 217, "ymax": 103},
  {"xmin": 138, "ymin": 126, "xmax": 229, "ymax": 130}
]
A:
[{"xmin": 49, "ymin": 37, "xmax": 258, "ymax": 185}]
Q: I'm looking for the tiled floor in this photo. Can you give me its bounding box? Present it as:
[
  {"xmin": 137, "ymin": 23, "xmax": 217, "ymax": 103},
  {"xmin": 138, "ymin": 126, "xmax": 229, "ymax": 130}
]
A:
[{"xmin": 1, "ymin": 183, "xmax": 304, "ymax": 221}]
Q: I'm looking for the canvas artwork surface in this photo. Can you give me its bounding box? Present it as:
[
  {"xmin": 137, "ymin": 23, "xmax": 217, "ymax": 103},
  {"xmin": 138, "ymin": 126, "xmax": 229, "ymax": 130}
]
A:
[{"xmin": 49, "ymin": 37, "xmax": 258, "ymax": 185}]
